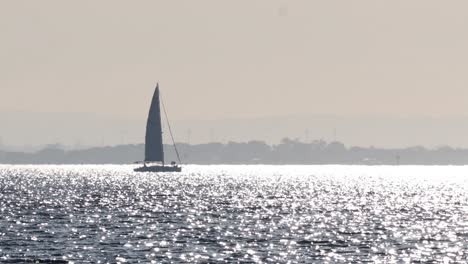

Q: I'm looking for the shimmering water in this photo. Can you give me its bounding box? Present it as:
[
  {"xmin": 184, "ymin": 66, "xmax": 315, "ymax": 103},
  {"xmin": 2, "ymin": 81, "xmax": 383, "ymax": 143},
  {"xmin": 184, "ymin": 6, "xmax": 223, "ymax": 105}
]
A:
[{"xmin": 0, "ymin": 165, "xmax": 467, "ymax": 263}]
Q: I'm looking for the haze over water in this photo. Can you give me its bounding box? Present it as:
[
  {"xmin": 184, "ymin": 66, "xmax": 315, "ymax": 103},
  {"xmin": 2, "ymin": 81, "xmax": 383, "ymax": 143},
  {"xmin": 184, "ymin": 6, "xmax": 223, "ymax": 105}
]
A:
[{"xmin": 0, "ymin": 165, "xmax": 467, "ymax": 263}]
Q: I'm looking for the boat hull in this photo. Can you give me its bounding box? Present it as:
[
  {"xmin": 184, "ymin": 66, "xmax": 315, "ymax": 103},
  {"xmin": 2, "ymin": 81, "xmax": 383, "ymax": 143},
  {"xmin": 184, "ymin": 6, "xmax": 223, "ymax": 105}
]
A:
[{"xmin": 134, "ymin": 165, "xmax": 182, "ymax": 172}]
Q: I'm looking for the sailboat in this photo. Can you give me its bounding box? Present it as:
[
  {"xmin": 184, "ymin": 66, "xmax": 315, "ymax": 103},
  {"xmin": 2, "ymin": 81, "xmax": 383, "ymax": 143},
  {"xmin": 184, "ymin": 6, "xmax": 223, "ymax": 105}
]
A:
[{"xmin": 134, "ymin": 83, "xmax": 182, "ymax": 172}]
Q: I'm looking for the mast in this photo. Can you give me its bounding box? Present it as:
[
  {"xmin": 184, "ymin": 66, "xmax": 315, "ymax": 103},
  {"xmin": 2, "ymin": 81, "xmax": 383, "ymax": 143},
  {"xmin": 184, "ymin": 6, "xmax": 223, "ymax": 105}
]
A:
[{"xmin": 144, "ymin": 83, "xmax": 164, "ymax": 163}]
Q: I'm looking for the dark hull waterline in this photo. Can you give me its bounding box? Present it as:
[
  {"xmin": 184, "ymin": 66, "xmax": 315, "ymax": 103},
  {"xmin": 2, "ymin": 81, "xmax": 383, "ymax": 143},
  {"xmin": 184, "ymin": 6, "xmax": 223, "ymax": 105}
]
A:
[{"xmin": 134, "ymin": 165, "xmax": 182, "ymax": 172}]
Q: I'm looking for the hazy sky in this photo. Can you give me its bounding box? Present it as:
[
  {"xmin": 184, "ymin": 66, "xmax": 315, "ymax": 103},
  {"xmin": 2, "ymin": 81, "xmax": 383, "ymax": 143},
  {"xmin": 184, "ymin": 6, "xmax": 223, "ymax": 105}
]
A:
[{"xmin": 2, "ymin": 1, "xmax": 468, "ymax": 121}]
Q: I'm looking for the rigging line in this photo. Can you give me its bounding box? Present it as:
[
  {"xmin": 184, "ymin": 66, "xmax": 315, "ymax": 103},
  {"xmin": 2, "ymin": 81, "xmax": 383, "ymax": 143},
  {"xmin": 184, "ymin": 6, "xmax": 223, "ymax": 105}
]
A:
[{"xmin": 160, "ymin": 91, "xmax": 182, "ymax": 164}]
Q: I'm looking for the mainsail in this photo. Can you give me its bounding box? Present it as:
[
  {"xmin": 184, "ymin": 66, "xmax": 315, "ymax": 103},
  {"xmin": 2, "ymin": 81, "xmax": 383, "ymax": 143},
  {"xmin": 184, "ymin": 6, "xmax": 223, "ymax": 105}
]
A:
[{"xmin": 144, "ymin": 84, "xmax": 164, "ymax": 162}]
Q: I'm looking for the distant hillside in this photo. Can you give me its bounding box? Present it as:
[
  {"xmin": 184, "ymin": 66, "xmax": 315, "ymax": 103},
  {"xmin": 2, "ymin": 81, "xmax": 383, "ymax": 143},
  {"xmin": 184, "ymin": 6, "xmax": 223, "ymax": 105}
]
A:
[{"xmin": 1, "ymin": 139, "xmax": 468, "ymax": 165}]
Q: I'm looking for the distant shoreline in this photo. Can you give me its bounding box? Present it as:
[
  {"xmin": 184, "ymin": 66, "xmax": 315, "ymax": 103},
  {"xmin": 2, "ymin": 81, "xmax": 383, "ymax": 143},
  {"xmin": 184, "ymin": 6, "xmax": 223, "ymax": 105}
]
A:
[
  {"xmin": 2, "ymin": 139, "xmax": 468, "ymax": 165},
  {"xmin": 1, "ymin": 164, "xmax": 467, "ymax": 167}
]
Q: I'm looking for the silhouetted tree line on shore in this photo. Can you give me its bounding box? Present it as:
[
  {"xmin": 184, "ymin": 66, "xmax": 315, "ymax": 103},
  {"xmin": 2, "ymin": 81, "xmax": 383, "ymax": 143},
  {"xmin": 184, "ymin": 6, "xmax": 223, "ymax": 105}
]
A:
[{"xmin": 1, "ymin": 138, "xmax": 468, "ymax": 165}]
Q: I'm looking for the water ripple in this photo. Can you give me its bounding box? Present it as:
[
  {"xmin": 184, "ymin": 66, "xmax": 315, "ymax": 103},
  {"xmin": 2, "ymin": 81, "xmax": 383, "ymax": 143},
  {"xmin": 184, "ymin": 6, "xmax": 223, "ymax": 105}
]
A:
[{"xmin": 0, "ymin": 165, "xmax": 467, "ymax": 262}]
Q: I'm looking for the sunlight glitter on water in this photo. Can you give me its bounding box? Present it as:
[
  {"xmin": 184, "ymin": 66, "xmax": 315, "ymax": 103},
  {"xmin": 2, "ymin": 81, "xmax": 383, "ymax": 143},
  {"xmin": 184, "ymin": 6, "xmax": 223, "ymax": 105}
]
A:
[{"xmin": 0, "ymin": 165, "xmax": 467, "ymax": 263}]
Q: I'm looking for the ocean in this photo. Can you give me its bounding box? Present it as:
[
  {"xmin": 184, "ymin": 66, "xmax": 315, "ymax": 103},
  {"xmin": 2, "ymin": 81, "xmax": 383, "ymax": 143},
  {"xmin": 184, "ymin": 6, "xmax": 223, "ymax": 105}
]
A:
[{"xmin": 0, "ymin": 165, "xmax": 467, "ymax": 263}]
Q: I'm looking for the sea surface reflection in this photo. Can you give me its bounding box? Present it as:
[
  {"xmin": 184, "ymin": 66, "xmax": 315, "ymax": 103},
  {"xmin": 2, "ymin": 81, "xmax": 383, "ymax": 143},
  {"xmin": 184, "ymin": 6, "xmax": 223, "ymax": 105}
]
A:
[{"xmin": 0, "ymin": 165, "xmax": 467, "ymax": 263}]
